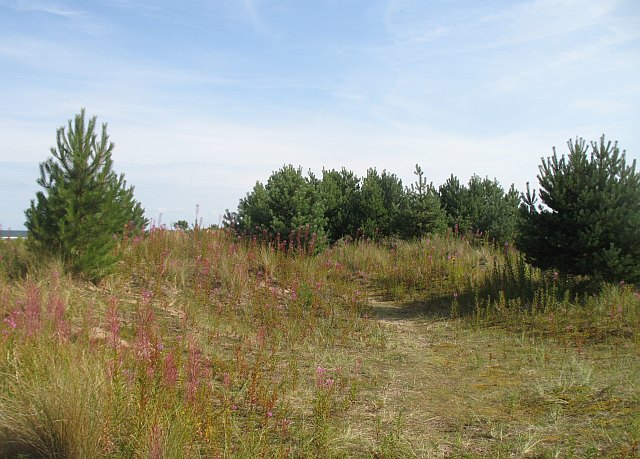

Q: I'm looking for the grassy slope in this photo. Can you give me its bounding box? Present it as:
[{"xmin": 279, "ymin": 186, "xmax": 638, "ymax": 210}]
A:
[
  {"xmin": 0, "ymin": 232, "xmax": 638, "ymax": 458},
  {"xmin": 363, "ymin": 299, "xmax": 639, "ymax": 457}
]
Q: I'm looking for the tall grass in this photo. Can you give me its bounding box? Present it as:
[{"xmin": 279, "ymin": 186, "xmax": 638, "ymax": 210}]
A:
[
  {"xmin": 0, "ymin": 229, "xmax": 377, "ymax": 457},
  {"xmin": 334, "ymin": 233, "xmax": 639, "ymax": 343},
  {"xmin": 0, "ymin": 229, "xmax": 638, "ymax": 457}
]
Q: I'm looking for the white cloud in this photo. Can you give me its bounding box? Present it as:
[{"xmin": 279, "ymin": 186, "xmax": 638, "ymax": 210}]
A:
[
  {"xmin": 0, "ymin": 36, "xmax": 77, "ymax": 65},
  {"xmin": 106, "ymin": 114, "xmax": 561, "ymax": 189},
  {"xmin": 5, "ymin": 0, "xmax": 83, "ymax": 17},
  {"xmin": 477, "ymin": 0, "xmax": 614, "ymax": 41}
]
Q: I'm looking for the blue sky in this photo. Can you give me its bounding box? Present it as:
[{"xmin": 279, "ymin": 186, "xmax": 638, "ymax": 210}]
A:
[{"xmin": 1, "ymin": 0, "xmax": 638, "ymax": 229}]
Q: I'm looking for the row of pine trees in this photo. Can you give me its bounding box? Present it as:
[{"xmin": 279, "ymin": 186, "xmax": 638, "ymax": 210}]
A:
[
  {"xmin": 224, "ymin": 165, "xmax": 520, "ymax": 245},
  {"xmin": 23, "ymin": 110, "xmax": 640, "ymax": 284}
]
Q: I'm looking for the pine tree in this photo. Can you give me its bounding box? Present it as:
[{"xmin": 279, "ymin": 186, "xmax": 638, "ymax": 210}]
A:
[
  {"xmin": 439, "ymin": 174, "xmax": 520, "ymax": 243},
  {"xmin": 234, "ymin": 165, "xmax": 326, "ymax": 246},
  {"xmin": 438, "ymin": 174, "xmax": 468, "ymax": 231},
  {"xmin": 399, "ymin": 164, "xmax": 447, "ymax": 239},
  {"xmin": 518, "ymin": 136, "xmax": 640, "ymax": 283},
  {"xmin": 25, "ymin": 109, "xmax": 146, "ymax": 280},
  {"xmin": 358, "ymin": 168, "xmax": 404, "ymax": 238},
  {"xmin": 318, "ymin": 168, "xmax": 361, "ymax": 242}
]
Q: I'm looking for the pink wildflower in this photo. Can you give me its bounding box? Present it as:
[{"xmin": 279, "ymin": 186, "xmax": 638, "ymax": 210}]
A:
[
  {"xmin": 187, "ymin": 337, "xmax": 202, "ymax": 403},
  {"xmin": 149, "ymin": 424, "xmax": 163, "ymax": 459},
  {"xmin": 3, "ymin": 315, "xmax": 17, "ymax": 329},
  {"xmin": 162, "ymin": 351, "xmax": 178, "ymax": 387},
  {"xmin": 316, "ymin": 366, "xmax": 327, "ymax": 387},
  {"xmin": 142, "ymin": 290, "xmax": 153, "ymax": 305},
  {"xmin": 281, "ymin": 418, "xmax": 292, "ymax": 432},
  {"xmin": 24, "ymin": 284, "xmax": 42, "ymax": 337}
]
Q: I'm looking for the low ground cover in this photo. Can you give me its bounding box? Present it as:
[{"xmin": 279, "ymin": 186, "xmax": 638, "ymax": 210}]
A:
[{"xmin": 0, "ymin": 230, "xmax": 638, "ymax": 457}]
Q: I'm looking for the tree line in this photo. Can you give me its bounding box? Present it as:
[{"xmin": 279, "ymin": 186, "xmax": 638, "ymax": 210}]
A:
[
  {"xmin": 23, "ymin": 110, "xmax": 640, "ymax": 284},
  {"xmin": 223, "ymin": 165, "xmax": 520, "ymax": 246}
]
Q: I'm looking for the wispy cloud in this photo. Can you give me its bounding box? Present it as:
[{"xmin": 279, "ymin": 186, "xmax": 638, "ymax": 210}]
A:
[
  {"xmin": 224, "ymin": 0, "xmax": 278, "ymax": 37},
  {"xmin": 0, "ymin": 36, "xmax": 77, "ymax": 65},
  {"xmin": 0, "ymin": 0, "xmax": 110, "ymax": 33},
  {"xmin": 103, "ymin": 0, "xmax": 161, "ymax": 15},
  {"xmin": 383, "ymin": 0, "xmax": 629, "ymax": 58},
  {"xmin": 242, "ymin": 0, "xmax": 261, "ymax": 27},
  {"xmin": 4, "ymin": 0, "xmax": 83, "ymax": 18},
  {"xmin": 483, "ymin": 24, "xmax": 640, "ymax": 96}
]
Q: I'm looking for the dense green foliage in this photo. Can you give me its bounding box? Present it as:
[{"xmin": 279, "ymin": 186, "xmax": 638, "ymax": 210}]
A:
[
  {"xmin": 230, "ymin": 165, "xmax": 326, "ymax": 246},
  {"xmin": 518, "ymin": 136, "xmax": 640, "ymax": 283},
  {"xmin": 229, "ymin": 164, "xmax": 451, "ymax": 243},
  {"xmin": 439, "ymin": 174, "xmax": 520, "ymax": 243},
  {"xmin": 24, "ymin": 110, "xmax": 145, "ymax": 280}
]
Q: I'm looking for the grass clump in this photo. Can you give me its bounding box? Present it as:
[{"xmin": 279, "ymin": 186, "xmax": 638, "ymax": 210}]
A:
[{"xmin": 0, "ymin": 349, "xmax": 106, "ymax": 458}]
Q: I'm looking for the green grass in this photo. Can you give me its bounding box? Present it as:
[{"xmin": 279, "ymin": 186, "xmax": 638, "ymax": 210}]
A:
[{"xmin": 0, "ymin": 230, "xmax": 638, "ymax": 457}]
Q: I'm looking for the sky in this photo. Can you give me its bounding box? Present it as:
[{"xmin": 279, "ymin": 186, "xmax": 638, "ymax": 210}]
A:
[{"xmin": 1, "ymin": 0, "xmax": 638, "ymax": 230}]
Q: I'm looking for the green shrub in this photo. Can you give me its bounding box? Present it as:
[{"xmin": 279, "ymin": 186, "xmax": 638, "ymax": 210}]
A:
[{"xmin": 518, "ymin": 136, "xmax": 640, "ymax": 283}]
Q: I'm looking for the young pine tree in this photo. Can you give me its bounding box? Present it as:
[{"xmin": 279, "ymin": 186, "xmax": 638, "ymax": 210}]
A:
[
  {"xmin": 399, "ymin": 164, "xmax": 447, "ymax": 239},
  {"xmin": 518, "ymin": 136, "xmax": 640, "ymax": 283},
  {"xmin": 25, "ymin": 110, "xmax": 146, "ymax": 280}
]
